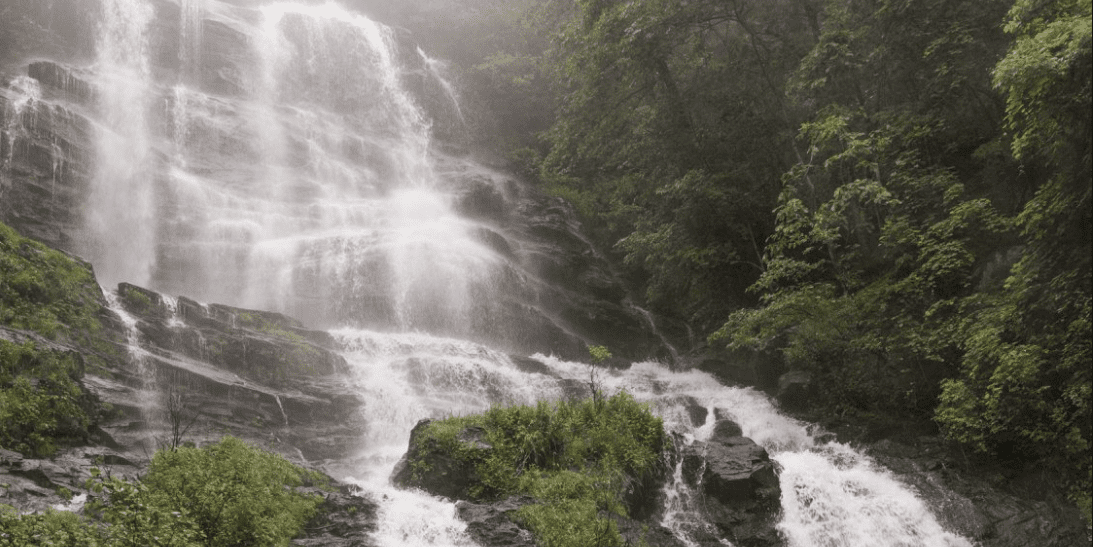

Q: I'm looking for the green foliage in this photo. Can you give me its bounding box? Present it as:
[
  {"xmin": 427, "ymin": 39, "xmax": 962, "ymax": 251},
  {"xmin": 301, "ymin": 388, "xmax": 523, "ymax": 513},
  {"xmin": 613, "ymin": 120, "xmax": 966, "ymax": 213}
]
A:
[
  {"xmin": 417, "ymin": 393, "xmax": 665, "ymax": 546},
  {"xmin": 539, "ymin": 0, "xmax": 814, "ymax": 325},
  {"xmin": 0, "ymin": 340, "xmax": 91, "ymax": 457},
  {"xmin": 711, "ymin": 0, "xmax": 1090, "ymax": 522},
  {"xmin": 85, "ymin": 472, "xmax": 205, "ymax": 547},
  {"xmin": 120, "ymin": 286, "xmax": 154, "ymax": 315},
  {"xmin": 0, "ymin": 222, "xmax": 104, "ymax": 345},
  {"xmin": 0, "ymin": 505, "xmax": 106, "ymax": 547},
  {"xmin": 138, "ymin": 436, "xmax": 323, "ymax": 547},
  {"xmin": 587, "ymin": 345, "xmax": 611, "ymax": 364},
  {"xmin": 28, "ymin": 437, "xmax": 327, "ymax": 547}
]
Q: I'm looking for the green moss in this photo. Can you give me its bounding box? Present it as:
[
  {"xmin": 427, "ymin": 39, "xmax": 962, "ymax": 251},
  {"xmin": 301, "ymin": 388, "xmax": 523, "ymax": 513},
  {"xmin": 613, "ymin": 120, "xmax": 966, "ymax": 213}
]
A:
[
  {"xmin": 120, "ymin": 285, "xmax": 154, "ymax": 314},
  {"xmin": 0, "ymin": 222, "xmax": 104, "ymax": 346},
  {"xmin": 417, "ymin": 392, "xmax": 666, "ymax": 547}
]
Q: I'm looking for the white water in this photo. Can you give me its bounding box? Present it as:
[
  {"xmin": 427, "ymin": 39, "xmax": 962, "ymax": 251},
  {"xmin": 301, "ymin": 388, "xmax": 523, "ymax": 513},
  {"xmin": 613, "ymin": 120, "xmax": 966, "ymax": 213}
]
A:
[
  {"xmin": 88, "ymin": 0, "xmax": 156, "ymax": 288},
  {"xmin": 1, "ymin": 76, "xmax": 41, "ymax": 164},
  {"xmin": 320, "ymin": 326, "xmax": 975, "ymax": 547}
]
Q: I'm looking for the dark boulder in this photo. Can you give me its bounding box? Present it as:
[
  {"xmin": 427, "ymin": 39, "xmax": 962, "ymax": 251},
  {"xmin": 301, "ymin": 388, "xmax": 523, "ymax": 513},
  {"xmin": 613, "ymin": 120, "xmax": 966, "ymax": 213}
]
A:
[
  {"xmin": 609, "ymin": 513, "xmax": 689, "ymax": 547},
  {"xmin": 455, "ymin": 496, "xmax": 537, "ymax": 547},
  {"xmin": 776, "ymin": 370, "xmax": 816, "ymax": 411},
  {"xmin": 681, "ymin": 419, "xmax": 783, "ymax": 547},
  {"xmin": 293, "ymin": 485, "xmax": 380, "ymax": 547},
  {"xmin": 391, "ymin": 420, "xmax": 490, "ymax": 501}
]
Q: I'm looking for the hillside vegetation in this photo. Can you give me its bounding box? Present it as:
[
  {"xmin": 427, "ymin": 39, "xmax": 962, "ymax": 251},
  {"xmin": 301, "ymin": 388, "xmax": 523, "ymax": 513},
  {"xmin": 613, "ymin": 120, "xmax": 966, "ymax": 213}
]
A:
[{"xmin": 417, "ymin": 0, "xmax": 1091, "ymax": 520}]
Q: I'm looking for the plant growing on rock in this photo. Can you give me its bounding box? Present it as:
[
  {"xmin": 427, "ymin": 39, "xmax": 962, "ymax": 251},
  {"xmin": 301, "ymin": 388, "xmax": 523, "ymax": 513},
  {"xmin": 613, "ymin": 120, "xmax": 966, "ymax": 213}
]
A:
[
  {"xmin": 404, "ymin": 392, "xmax": 666, "ymax": 547},
  {"xmin": 0, "ymin": 340, "xmax": 91, "ymax": 457}
]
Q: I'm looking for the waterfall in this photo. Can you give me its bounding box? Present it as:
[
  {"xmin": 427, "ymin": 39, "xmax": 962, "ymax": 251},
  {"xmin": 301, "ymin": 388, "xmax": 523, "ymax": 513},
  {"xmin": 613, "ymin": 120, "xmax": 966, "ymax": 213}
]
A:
[
  {"xmin": 103, "ymin": 290, "xmax": 161, "ymax": 453},
  {"xmin": 87, "ymin": 0, "xmax": 156, "ymax": 288},
  {"xmin": 54, "ymin": 0, "xmax": 979, "ymax": 545}
]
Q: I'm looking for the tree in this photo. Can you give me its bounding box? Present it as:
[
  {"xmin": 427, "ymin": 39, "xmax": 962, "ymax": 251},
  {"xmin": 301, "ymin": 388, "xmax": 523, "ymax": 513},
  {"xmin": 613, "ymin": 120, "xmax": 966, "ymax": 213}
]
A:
[
  {"xmin": 540, "ymin": 0, "xmax": 821, "ymax": 326},
  {"xmin": 935, "ymin": 0, "xmax": 1091, "ymax": 521}
]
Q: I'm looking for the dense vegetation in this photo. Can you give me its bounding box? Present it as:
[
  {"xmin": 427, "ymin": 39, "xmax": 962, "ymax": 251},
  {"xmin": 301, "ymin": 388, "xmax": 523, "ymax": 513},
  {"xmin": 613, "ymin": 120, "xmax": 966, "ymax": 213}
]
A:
[
  {"xmin": 0, "ymin": 437, "xmax": 325, "ymax": 547},
  {"xmin": 0, "ymin": 222, "xmax": 105, "ymax": 345},
  {"xmin": 411, "ymin": 392, "xmax": 666, "ymax": 546},
  {"xmin": 0, "ymin": 340, "xmax": 92, "ymax": 457},
  {"xmin": 0, "ymin": 220, "xmax": 115, "ymax": 457},
  {"xmin": 385, "ymin": 0, "xmax": 1091, "ymax": 521}
]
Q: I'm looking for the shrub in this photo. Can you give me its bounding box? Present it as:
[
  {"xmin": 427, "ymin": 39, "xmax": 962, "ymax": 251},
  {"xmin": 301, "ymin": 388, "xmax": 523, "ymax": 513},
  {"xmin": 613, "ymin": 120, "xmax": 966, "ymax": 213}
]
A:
[
  {"xmin": 0, "ymin": 340, "xmax": 90, "ymax": 457},
  {"xmin": 139, "ymin": 436, "xmax": 324, "ymax": 547}
]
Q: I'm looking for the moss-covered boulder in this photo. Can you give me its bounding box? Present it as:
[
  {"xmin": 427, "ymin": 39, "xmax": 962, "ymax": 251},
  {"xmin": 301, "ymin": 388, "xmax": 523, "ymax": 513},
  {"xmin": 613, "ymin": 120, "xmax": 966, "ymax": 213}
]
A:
[{"xmin": 392, "ymin": 393, "xmax": 677, "ymax": 547}]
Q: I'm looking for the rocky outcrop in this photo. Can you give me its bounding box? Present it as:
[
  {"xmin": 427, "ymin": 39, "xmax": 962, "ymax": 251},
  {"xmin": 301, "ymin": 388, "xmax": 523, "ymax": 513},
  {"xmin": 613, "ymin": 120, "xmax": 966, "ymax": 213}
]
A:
[
  {"xmin": 292, "ymin": 485, "xmax": 380, "ymax": 547},
  {"xmin": 391, "ymin": 420, "xmax": 488, "ymax": 500},
  {"xmin": 680, "ymin": 420, "xmax": 783, "ymax": 547},
  {"xmin": 455, "ymin": 496, "xmax": 538, "ymax": 547},
  {"xmin": 442, "ymin": 158, "xmax": 676, "ymax": 361},
  {"xmin": 0, "ymin": 72, "xmax": 94, "ymax": 251},
  {"xmin": 864, "ymin": 438, "xmax": 1089, "ymax": 547}
]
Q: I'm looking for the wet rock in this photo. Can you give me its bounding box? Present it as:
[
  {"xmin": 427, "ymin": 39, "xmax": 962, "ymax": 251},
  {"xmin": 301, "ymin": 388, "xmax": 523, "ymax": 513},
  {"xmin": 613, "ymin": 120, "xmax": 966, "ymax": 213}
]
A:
[
  {"xmin": 27, "ymin": 61, "xmax": 95, "ymax": 106},
  {"xmin": 456, "ymin": 496, "xmax": 537, "ymax": 547},
  {"xmin": 391, "ymin": 419, "xmax": 489, "ymax": 501},
  {"xmin": 293, "ymin": 485, "xmax": 380, "ymax": 547},
  {"xmin": 681, "ymin": 419, "xmax": 782, "ymax": 547},
  {"xmin": 866, "ymin": 440, "xmax": 1089, "ymax": 547},
  {"xmin": 776, "ymin": 370, "xmax": 816, "ymax": 411},
  {"xmin": 609, "ymin": 513, "xmax": 689, "ymax": 547},
  {"xmin": 697, "ymin": 347, "xmax": 785, "ymax": 393}
]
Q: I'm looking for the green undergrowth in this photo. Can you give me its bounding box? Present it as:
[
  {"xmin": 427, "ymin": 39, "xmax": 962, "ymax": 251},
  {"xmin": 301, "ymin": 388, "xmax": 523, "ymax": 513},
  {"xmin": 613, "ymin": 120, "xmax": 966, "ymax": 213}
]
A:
[
  {"xmin": 0, "ymin": 222, "xmax": 104, "ymax": 346},
  {"xmin": 414, "ymin": 392, "xmax": 666, "ymax": 547},
  {"xmin": 0, "ymin": 340, "xmax": 92, "ymax": 457},
  {"xmin": 0, "ymin": 436, "xmax": 328, "ymax": 547}
]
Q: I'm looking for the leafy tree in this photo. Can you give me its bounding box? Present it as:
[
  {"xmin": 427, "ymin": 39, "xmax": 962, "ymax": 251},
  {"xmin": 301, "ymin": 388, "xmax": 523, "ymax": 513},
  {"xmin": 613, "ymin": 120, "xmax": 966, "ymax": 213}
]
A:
[
  {"xmin": 935, "ymin": 0, "xmax": 1091, "ymax": 520},
  {"xmin": 715, "ymin": 0, "xmax": 1016, "ymax": 413}
]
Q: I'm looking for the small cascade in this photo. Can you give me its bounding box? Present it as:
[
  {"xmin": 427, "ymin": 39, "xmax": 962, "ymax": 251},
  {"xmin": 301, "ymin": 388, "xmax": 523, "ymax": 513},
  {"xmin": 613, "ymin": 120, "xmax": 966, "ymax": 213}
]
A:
[
  {"xmin": 1, "ymin": 76, "xmax": 41, "ymax": 167},
  {"xmin": 103, "ymin": 289, "xmax": 160, "ymax": 451},
  {"xmin": 417, "ymin": 46, "xmax": 467, "ymax": 128},
  {"xmin": 334, "ymin": 328, "xmax": 557, "ymax": 547},
  {"xmin": 660, "ymin": 438, "xmax": 716, "ymax": 546},
  {"xmin": 526, "ymin": 357, "xmax": 973, "ymax": 547},
  {"xmin": 633, "ymin": 304, "xmax": 682, "ymax": 367},
  {"xmin": 178, "ymin": 0, "xmax": 205, "ymax": 83},
  {"xmin": 274, "ymin": 394, "xmax": 289, "ymax": 426},
  {"xmin": 87, "ymin": 0, "xmax": 156, "ymax": 288}
]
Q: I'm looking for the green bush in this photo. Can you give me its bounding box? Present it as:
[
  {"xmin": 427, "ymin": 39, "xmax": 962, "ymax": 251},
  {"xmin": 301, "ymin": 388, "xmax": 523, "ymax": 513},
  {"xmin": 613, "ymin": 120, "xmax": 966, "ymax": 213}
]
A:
[
  {"xmin": 0, "ymin": 340, "xmax": 90, "ymax": 457},
  {"xmin": 139, "ymin": 437, "xmax": 324, "ymax": 547},
  {"xmin": 2, "ymin": 437, "xmax": 331, "ymax": 547},
  {"xmin": 0, "ymin": 504, "xmax": 106, "ymax": 547},
  {"xmin": 416, "ymin": 393, "xmax": 665, "ymax": 547}
]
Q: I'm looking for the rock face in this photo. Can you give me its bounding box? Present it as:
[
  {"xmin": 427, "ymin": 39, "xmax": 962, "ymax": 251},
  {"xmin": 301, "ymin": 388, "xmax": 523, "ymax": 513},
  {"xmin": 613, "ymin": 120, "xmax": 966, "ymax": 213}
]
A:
[
  {"xmin": 680, "ymin": 420, "xmax": 783, "ymax": 547},
  {"xmin": 864, "ymin": 438, "xmax": 1090, "ymax": 547},
  {"xmin": 102, "ymin": 281, "xmax": 365, "ymax": 463},
  {"xmin": 456, "ymin": 496, "xmax": 538, "ymax": 547}
]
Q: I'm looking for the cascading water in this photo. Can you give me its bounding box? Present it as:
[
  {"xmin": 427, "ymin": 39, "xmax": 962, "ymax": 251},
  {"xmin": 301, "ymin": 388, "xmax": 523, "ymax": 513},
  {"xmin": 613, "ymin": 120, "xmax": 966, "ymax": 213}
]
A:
[
  {"xmin": 66, "ymin": 0, "xmax": 979, "ymax": 545},
  {"xmin": 87, "ymin": 0, "xmax": 156, "ymax": 288}
]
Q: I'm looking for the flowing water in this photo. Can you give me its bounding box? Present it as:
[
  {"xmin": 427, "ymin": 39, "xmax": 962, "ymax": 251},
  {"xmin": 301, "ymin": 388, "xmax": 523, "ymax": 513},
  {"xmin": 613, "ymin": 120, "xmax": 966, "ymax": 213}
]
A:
[{"xmin": 56, "ymin": 0, "xmax": 979, "ymax": 544}]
